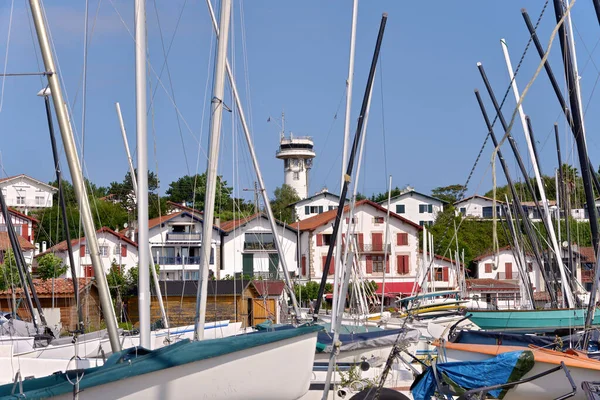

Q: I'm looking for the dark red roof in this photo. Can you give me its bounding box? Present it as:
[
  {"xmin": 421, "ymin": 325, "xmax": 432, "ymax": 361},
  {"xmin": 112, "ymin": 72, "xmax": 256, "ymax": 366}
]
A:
[
  {"xmin": 253, "ymin": 280, "xmax": 286, "ymax": 297},
  {"xmin": 578, "ymin": 247, "xmax": 596, "ymax": 263},
  {"xmin": 0, "ymin": 278, "xmax": 94, "ymax": 296},
  {"xmin": 0, "ymin": 232, "xmax": 35, "ymax": 251},
  {"xmin": 297, "ymin": 199, "xmax": 422, "ymax": 231},
  {"xmin": 8, "ymin": 208, "xmax": 38, "ymax": 224}
]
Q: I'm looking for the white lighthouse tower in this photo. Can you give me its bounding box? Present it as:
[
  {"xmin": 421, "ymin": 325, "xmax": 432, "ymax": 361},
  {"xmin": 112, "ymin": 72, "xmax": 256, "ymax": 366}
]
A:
[{"xmin": 275, "ymin": 122, "xmax": 315, "ymax": 200}]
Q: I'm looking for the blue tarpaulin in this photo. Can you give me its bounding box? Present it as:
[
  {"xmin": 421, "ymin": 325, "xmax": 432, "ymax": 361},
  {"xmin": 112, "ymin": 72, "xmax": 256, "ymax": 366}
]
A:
[{"xmin": 411, "ymin": 350, "xmax": 534, "ymax": 400}]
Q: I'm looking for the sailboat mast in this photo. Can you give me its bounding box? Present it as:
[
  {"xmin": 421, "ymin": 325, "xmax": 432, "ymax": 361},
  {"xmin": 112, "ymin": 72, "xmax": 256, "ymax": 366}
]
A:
[
  {"xmin": 205, "ymin": 0, "xmax": 301, "ymax": 319},
  {"xmin": 195, "ymin": 0, "xmax": 232, "ymax": 340},
  {"xmin": 28, "ymin": 0, "xmax": 121, "ymax": 351},
  {"xmin": 555, "ymin": 124, "xmax": 574, "ymax": 283},
  {"xmin": 313, "ymin": 13, "xmax": 387, "ymax": 319},
  {"xmin": 380, "ymin": 175, "xmax": 392, "ymax": 316},
  {"xmin": 134, "ymin": 0, "xmax": 151, "ymax": 349},
  {"xmin": 43, "ymin": 93, "xmax": 83, "ymax": 331},
  {"xmin": 116, "ymin": 102, "xmax": 169, "ymax": 329},
  {"xmin": 500, "ymin": 39, "xmax": 574, "ymax": 308},
  {"xmin": 333, "ymin": 0, "xmax": 359, "ymax": 330}
]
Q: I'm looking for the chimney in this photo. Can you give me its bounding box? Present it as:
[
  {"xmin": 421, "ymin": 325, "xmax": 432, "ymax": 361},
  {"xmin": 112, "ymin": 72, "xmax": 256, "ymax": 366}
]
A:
[
  {"xmin": 35, "ymin": 243, "xmax": 40, "ymax": 256},
  {"xmin": 42, "ymin": 241, "xmax": 47, "ymax": 253},
  {"xmin": 214, "ymin": 217, "xmax": 221, "ymax": 228}
]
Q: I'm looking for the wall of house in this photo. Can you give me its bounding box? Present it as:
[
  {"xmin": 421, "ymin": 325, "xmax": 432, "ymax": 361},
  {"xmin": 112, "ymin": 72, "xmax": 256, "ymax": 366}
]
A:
[
  {"xmin": 221, "ymin": 217, "xmax": 298, "ymax": 279},
  {"xmin": 416, "ymin": 253, "xmax": 460, "ymax": 291},
  {"xmin": 294, "ymin": 195, "xmax": 341, "ymax": 221},
  {"xmin": 455, "ymin": 197, "xmax": 503, "ymax": 219},
  {"xmin": 0, "ymin": 213, "xmax": 34, "ymax": 243},
  {"xmin": 148, "ymin": 215, "xmax": 221, "ymax": 280},
  {"xmin": 384, "ymin": 192, "xmax": 444, "ymax": 226},
  {"xmin": 476, "ymin": 251, "xmax": 541, "ymax": 290},
  {"xmin": 56, "ymin": 232, "xmax": 139, "ymax": 278},
  {"xmin": 300, "ymin": 203, "xmax": 420, "ymax": 286},
  {"xmin": 0, "ymin": 177, "xmax": 55, "ymax": 212}
]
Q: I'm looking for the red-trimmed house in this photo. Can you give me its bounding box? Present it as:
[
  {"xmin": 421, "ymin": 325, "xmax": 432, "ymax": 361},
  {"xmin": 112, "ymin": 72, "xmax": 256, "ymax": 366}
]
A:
[
  {"xmin": 0, "ymin": 208, "xmax": 38, "ymax": 265},
  {"xmin": 297, "ymin": 199, "xmax": 423, "ymax": 297},
  {"xmin": 35, "ymin": 227, "xmax": 139, "ymax": 278}
]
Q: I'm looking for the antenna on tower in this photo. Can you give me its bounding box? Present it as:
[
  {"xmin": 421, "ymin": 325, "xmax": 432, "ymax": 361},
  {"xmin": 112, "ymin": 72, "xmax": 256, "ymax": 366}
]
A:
[{"xmin": 281, "ymin": 110, "xmax": 285, "ymax": 140}]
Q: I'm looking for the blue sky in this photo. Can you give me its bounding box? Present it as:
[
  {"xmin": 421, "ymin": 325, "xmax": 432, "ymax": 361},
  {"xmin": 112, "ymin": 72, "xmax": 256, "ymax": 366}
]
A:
[{"xmin": 1, "ymin": 1, "xmax": 600, "ymax": 205}]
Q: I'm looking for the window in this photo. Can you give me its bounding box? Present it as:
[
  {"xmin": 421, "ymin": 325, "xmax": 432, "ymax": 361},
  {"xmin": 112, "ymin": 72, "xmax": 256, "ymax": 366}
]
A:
[
  {"xmin": 419, "ymin": 221, "xmax": 432, "ymax": 227},
  {"xmin": 419, "ymin": 204, "xmax": 433, "ymax": 213},
  {"xmin": 460, "ymin": 207, "xmax": 466, "ymax": 215},
  {"xmin": 482, "ymin": 206, "xmax": 500, "ymax": 219},
  {"xmin": 484, "ymin": 263, "xmax": 493, "ymax": 273},
  {"xmin": 373, "ymin": 216, "xmax": 384, "ymax": 224},
  {"xmin": 113, "ymin": 244, "xmax": 121, "ymax": 255},
  {"xmin": 35, "ymin": 196, "xmax": 44, "ymax": 206},
  {"xmin": 397, "ymin": 233, "xmax": 408, "ymax": 246},
  {"xmin": 396, "ymin": 204, "xmax": 405, "ymax": 214},
  {"xmin": 328, "ymin": 205, "xmax": 336, "ymax": 211},
  {"xmin": 345, "ymin": 217, "xmax": 357, "ymax": 224},
  {"xmin": 99, "ymin": 246, "xmax": 109, "ymax": 257},
  {"xmin": 309, "ymin": 206, "xmax": 324, "ymax": 214},
  {"xmin": 16, "ymin": 197, "xmax": 25, "ymax": 205},
  {"xmin": 372, "ymin": 255, "xmax": 384, "ymax": 273},
  {"xmin": 284, "ymin": 159, "xmax": 290, "ymax": 170},
  {"xmin": 0, "ymin": 225, "xmax": 21, "ymax": 235},
  {"xmin": 527, "ymin": 262, "xmax": 533, "ymax": 272},
  {"xmin": 435, "ymin": 267, "xmax": 443, "ymax": 281},
  {"xmin": 305, "ymin": 205, "xmax": 310, "ymax": 215},
  {"xmin": 293, "ymin": 172, "xmax": 300, "ymax": 181},
  {"xmin": 244, "ymin": 233, "xmax": 276, "ymax": 250},
  {"xmin": 185, "ymin": 271, "xmax": 199, "ymax": 280}
]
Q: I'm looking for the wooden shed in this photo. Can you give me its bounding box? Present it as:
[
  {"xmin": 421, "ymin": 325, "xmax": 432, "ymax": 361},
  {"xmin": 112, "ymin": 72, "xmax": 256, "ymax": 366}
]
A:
[
  {"xmin": 0, "ymin": 278, "xmax": 101, "ymax": 334},
  {"xmin": 128, "ymin": 279, "xmax": 274, "ymax": 329}
]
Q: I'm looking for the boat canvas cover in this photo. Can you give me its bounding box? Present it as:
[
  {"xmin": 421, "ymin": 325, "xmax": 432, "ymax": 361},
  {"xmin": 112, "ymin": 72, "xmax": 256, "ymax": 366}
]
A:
[
  {"xmin": 410, "ymin": 350, "xmax": 534, "ymax": 400},
  {"xmin": 317, "ymin": 328, "xmax": 419, "ymax": 353}
]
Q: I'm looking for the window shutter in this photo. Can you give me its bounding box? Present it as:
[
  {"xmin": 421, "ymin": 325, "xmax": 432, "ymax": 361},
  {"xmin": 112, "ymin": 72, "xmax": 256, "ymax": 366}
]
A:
[
  {"xmin": 397, "ymin": 255, "xmax": 402, "ymax": 274},
  {"xmin": 366, "ymin": 256, "xmax": 373, "ymax": 274},
  {"xmin": 385, "ymin": 257, "xmax": 390, "ymax": 273},
  {"xmin": 345, "ymin": 217, "xmax": 349, "ymax": 224},
  {"xmin": 121, "ymin": 244, "xmax": 127, "ymax": 257},
  {"xmin": 442, "ymin": 267, "xmax": 449, "ymax": 282},
  {"xmin": 329, "ymin": 256, "xmax": 335, "ymax": 275},
  {"xmin": 22, "ymin": 224, "xmax": 28, "ymax": 239},
  {"xmin": 342, "ymin": 233, "xmax": 346, "ymax": 243},
  {"xmin": 301, "ymin": 255, "xmax": 307, "ymax": 276},
  {"xmin": 80, "ymin": 245, "xmax": 86, "ymax": 257},
  {"xmin": 397, "ymin": 255, "xmax": 409, "ymax": 274},
  {"xmin": 485, "ymin": 263, "xmax": 492, "ymax": 273},
  {"xmin": 317, "ymin": 234, "xmax": 323, "ymax": 246},
  {"xmin": 372, "ymin": 233, "xmax": 383, "ymax": 251},
  {"xmin": 397, "ymin": 232, "xmax": 408, "ymax": 246},
  {"xmin": 358, "ymin": 233, "xmax": 364, "ymax": 251},
  {"xmin": 505, "ymin": 263, "xmax": 512, "ymax": 279},
  {"xmin": 428, "ymin": 204, "xmax": 433, "ymax": 213}
]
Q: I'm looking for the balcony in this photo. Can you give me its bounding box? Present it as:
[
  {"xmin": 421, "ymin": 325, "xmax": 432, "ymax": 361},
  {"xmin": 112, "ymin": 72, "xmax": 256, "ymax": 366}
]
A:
[
  {"xmin": 166, "ymin": 232, "xmax": 201, "ymax": 241},
  {"xmin": 154, "ymin": 256, "xmax": 201, "ymax": 265},
  {"xmin": 361, "ymin": 243, "xmax": 391, "ymax": 253}
]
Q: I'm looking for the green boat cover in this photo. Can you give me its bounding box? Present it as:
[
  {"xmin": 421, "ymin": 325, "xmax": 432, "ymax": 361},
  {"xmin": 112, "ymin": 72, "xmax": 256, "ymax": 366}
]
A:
[{"xmin": 0, "ymin": 324, "xmax": 322, "ymax": 399}]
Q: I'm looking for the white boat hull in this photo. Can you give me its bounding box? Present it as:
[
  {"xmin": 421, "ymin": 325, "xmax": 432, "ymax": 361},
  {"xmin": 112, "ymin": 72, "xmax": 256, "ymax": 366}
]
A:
[{"xmin": 49, "ymin": 330, "xmax": 319, "ymax": 400}]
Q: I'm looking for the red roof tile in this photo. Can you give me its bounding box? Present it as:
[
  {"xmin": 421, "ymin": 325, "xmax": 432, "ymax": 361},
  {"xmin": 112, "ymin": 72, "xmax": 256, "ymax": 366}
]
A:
[
  {"xmin": 8, "ymin": 208, "xmax": 38, "ymax": 224},
  {"xmin": 578, "ymin": 246, "xmax": 596, "ymax": 263},
  {"xmin": 0, "ymin": 232, "xmax": 35, "ymax": 251},
  {"xmin": 0, "ymin": 278, "xmax": 94, "ymax": 296},
  {"xmin": 296, "ymin": 199, "xmax": 422, "ymax": 231},
  {"xmin": 253, "ymin": 280, "xmax": 286, "ymax": 297}
]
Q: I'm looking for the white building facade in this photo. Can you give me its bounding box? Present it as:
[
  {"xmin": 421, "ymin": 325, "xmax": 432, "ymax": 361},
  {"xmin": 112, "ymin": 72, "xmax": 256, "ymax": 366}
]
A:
[
  {"xmin": 473, "ymin": 246, "xmax": 542, "ymax": 292},
  {"xmin": 221, "ymin": 214, "xmax": 298, "ymax": 280},
  {"xmin": 291, "ymin": 189, "xmax": 344, "ymax": 221},
  {"xmin": 454, "ymin": 195, "xmax": 505, "ymax": 219},
  {"xmin": 0, "ymin": 175, "xmax": 57, "ymax": 215},
  {"xmin": 298, "ymin": 200, "xmax": 422, "ymax": 295},
  {"xmin": 380, "ymin": 189, "xmax": 446, "ymax": 227},
  {"xmin": 35, "ymin": 227, "xmax": 139, "ymax": 278},
  {"xmin": 147, "ymin": 211, "xmax": 223, "ymax": 281}
]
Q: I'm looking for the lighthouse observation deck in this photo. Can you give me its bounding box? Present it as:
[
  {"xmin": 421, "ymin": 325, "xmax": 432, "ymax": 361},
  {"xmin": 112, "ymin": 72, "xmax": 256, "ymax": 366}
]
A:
[{"xmin": 276, "ymin": 136, "xmax": 316, "ymax": 159}]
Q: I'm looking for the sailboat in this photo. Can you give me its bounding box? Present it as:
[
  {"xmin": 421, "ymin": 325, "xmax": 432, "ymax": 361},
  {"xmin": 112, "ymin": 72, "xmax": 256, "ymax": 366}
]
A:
[{"xmin": 0, "ymin": 0, "xmax": 322, "ymax": 398}]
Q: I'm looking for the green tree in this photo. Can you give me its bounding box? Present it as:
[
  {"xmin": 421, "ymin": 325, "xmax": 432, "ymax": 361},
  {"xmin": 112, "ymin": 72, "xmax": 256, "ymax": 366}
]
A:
[
  {"xmin": 36, "ymin": 253, "xmax": 67, "ymax": 280},
  {"xmin": 166, "ymin": 173, "xmax": 233, "ymax": 211},
  {"xmin": 0, "ymin": 250, "xmax": 21, "ymax": 291},
  {"xmin": 370, "ymin": 187, "xmax": 402, "ymax": 203},
  {"xmin": 355, "ymin": 192, "xmax": 367, "ymax": 201},
  {"xmin": 48, "ymin": 178, "xmax": 108, "ymax": 206},
  {"xmin": 108, "ymin": 170, "xmax": 159, "ymax": 212},
  {"xmin": 431, "ymin": 184, "xmax": 467, "ymax": 204},
  {"xmin": 271, "ymin": 184, "xmax": 300, "ymax": 223}
]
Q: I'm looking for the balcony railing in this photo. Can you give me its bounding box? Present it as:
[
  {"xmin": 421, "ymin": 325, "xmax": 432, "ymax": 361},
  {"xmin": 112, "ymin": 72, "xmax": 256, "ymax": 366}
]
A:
[
  {"xmin": 361, "ymin": 243, "xmax": 391, "ymax": 253},
  {"xmin": 154, "ymin": 256, "xmax": 201, "ymax": 265},
  {"xmin": 243, "ymin": 242, "xmax": 277, "ymax": 251},
  {"xmin": 166, "ymin": 232, "xmax": 201, "ymax": 241}
]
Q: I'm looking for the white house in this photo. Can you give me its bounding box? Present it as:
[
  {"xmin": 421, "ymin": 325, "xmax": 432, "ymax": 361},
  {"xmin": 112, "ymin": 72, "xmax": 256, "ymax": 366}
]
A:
[
  {"xmin": 146, "ymin": 211, "xmax": 223, "ymax": 281},
  {"xmin": 0, "ymin": 208, "xmax": 38, "ymax": 266},
  {"xmin": 290, "ymin": 188, "xmax": 346, "ymax": 221},
  {"xmin": 472, "ymin": 245, "xmax": 542, "ymax": 293},
  {"xmin": 297, "ymin": 199, "xmax": 423, "ymax": 296},
  {"xmin": 220, "ymin": 213, "xmax": 298, "ymax": 280},
  {"xmin": 416, "ymin": 252, "xmax": 463, "ymax": 292},
  {"xmin": 379, "ymin": 188, "xmax": 446, "ymax": 227},
  {"xmin": 454, "ymin": 195, "xmax": 505, "ymax": 219},
  {"xmin": 0, "ymin": 175, "xmax": 57, "ymax": 215},
  {"xmin": 35, "ymin": 227, "xmax": 139, "ymax": 278}
]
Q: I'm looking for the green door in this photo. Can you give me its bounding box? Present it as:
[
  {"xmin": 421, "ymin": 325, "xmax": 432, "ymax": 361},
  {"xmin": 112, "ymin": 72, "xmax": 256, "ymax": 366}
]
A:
[
  {"xmin": 243, "ymin": 253, "xmax": 254, "ymax": 278},
  {"xmin": 268, "ymin": 253, "xmax": 279, "ymax": 279}
]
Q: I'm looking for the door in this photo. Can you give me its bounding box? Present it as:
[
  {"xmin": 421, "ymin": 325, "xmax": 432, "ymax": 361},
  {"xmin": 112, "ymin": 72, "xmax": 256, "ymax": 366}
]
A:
[
  {"xmin": 242, "ymin": 253, "xmax": 254, "ymax": 278},
  {"xmin": 268, "ymin": 253, "xmax": 279, "ymax": 279},
  {"xmin": 505, "ymin": 263, "xmax": 513, "ymax": 279},
  {"xmin": 252, "ymin": 299, "xmax": 276, "ymax": 325}
]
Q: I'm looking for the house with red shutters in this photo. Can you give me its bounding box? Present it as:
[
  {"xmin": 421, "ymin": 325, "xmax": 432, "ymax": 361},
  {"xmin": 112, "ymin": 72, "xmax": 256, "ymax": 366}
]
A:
[
  {"xmin": 0, "ymin": 208, "xmax": 38, "ymax": 265},
  {"xmin": 297, "ymin": 199, "xmax": 426, "ymax": 297},
  {"xmin": 34, "ymin": 227, "xmax": 139, "ymax": 278}
]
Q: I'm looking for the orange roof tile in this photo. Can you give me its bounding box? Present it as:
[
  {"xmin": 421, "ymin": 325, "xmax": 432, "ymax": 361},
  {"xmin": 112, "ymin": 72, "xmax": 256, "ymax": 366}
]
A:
[
  {"xmin": 578, "ymin": 246, "xmax": 596, "ymax": 263},
  {"xmin": 296, "ymin": 199, "xmax": 422, "ymax": 231},
  {"xmin": 0, "ymin": 232, "xmax": 35, "ymax": 251},
  {"xmin": 0, "ymin": 278, "xmax": 94, "ymax": 296}
]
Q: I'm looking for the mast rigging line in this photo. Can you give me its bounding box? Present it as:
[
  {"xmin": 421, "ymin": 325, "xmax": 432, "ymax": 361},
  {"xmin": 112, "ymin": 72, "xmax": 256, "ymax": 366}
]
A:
[{"xmin": 426, "ymin": 1, "xmax": 550, "ymax": 266}]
